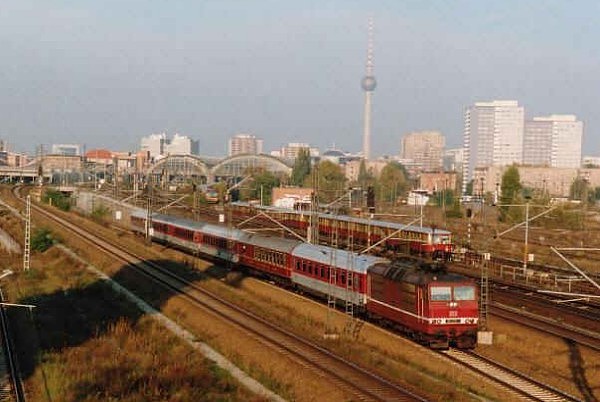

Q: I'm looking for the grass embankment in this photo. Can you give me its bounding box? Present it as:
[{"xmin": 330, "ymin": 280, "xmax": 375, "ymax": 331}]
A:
[{"xmin": 0, "ymin": 194, "xmax": 265, "ymax": 401}]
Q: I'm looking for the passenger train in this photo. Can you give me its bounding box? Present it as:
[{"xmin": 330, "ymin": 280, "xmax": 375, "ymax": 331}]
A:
[
  {"xmin": 230, "ymin": 202, "xmax": 454, "ymax": 259},
  {"xmin": 131, "ymin": 210, "xmax": 478, "ymax": 348}
]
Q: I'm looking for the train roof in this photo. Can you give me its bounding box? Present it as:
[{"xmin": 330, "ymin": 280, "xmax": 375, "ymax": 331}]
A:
[
  {"xmin": 149, "ymin": 213, "xmax": 247, "ymax": 241},
  {"xmin": 370, "ymin": 257, "xmax": 471, "ymax": 285},
  {"xmin": 231, "ymin": 202, "xmax": 451, "ymax": 236},
  {"xmin": 201, "ymin": 223, "xmax": 248, "ymax": 241},
  {"xmin": 238, "ymin": 232, "xmax": 302, "ymax": 253},
  {"xmin": 292, "ymin": 243, "xmax": 389, "ymax": 274}
]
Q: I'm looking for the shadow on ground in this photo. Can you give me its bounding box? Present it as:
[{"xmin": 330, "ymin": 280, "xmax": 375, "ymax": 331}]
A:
[
  {"xmin": 564, "ymin": 339, "xmax": 598, "ymax": 402},
  {"xmin": 8, "ymin": 258, "xmax": 215, "ymax": 380}
]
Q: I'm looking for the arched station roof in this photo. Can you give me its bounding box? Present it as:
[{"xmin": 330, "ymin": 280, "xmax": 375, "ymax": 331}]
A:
[
  {"xmin": 211, "ymin": 154, "xmax": 292, "ymax": 179},
  {"xmin": 149, "ymin": 154, "xmax": 211, "ymax": 182}
]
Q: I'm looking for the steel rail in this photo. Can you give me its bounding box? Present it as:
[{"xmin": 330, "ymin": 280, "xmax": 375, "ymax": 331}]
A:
[{"xmin": 441, "ymin": 349, "xmax": 581, "ymax": 402}]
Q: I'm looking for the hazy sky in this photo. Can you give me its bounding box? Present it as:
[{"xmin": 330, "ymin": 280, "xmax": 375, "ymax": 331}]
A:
[{"xmin": 1, "ymin": 1, "xmax": 599, "ymax": 157}]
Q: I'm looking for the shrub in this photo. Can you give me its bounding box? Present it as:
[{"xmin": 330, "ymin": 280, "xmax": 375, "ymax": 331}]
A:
[
  {"xmin": 31, "ymin": 228, "xmax": 54, "ymax": 252},
  {"xmin": 91, "ymin": 205, "xmax": 110, "ymax": 223},
  {"xmin": 42, "ymin": 190, "xmax": 71, "ymax": 211}
]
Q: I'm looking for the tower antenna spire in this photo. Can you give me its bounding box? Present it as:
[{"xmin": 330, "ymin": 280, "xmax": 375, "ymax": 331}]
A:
[
  {"xmin": 365, "ymin": 16, "xmax": 374, "ymax": 77},
  {"xmin": 361, "ymin": 16, "xmax": 377, "ymax": 161}
]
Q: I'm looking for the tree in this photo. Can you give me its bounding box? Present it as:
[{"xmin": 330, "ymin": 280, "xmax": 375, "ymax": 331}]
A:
[
  {"xmin": 290, "ymin": 148, "xmax": 311, "ymax": 186},
  {"xmin": 593, "ymin": 186, "xmax": 600, "ymax": 202},
  {"xmin": 433, "ymin": 188, "xmax": 456, "ymax": 208},
  {"xmin": 316, "ymin": 160, "xmax": 346, "ymax": 203},
  {"xmin": 500, "ymin": 166, "xmax": 521, "ymax": 204},
  {"xmin": 500, "ymin": 165, "xmax": 522, "ymax": 221},
  {"xmin": 570, "ymin": 177, "xmax": 589, "ymax": 202},
  {"xmin": 243, "ymin": 169, "xmax": 280, "ymax": 205},
  {"xmin": 377, "ymin": 162, "xmax": 408, "ymax": 203},
  {"xmin": 357, "ymin": 159, "xmax": 375, "ymax": 189},
  {"xmin": 465, "ymin": 180, "xmax": 474, "ymax": 196}
]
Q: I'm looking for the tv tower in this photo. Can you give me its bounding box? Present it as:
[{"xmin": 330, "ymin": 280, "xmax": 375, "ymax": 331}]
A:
[{"xmin": 361, "ymin": 17, "xmax": 376, "ymax": 161}]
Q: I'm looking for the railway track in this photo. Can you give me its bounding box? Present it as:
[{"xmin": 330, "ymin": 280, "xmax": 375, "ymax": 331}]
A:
[
  {"xmin": 0, "ymin": 292, "xmax": 24, "ymax": 402},
  {"xmin": 442, "ymin": 349, "xmax": 581, "ymax": 402},
  {"xmin": 14, "ymin": 187, "xmax": 424, "ymax": 402}
]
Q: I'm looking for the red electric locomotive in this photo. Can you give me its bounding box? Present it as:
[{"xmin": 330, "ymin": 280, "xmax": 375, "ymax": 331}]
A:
[{"xmin": 367, "ymin": 256, "xmax": 478, "ymax": 349}]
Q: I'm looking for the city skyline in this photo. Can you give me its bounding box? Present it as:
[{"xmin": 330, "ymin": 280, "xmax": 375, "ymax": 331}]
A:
[{"xmin": 1, "ymin": 2, "xmax": 599, "ymax": 156}]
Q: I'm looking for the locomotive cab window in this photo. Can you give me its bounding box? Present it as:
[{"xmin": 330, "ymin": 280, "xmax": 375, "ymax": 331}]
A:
[
  {"xmin": 430, "ymin": 286, "xmax": 451, "ymax": 301},
  {"xmin": 454, "ymin": 286, "xmax": 475, "ymax": 300}
]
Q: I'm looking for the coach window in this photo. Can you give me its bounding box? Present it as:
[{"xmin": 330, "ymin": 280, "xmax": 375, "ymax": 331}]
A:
[
  {"xmin": 431, "ymin": 286, "xmax": 452, "ymax": 301},
  {"xmin": 296, "ymin": 260, "xmax": 301, "ymax": 270}
]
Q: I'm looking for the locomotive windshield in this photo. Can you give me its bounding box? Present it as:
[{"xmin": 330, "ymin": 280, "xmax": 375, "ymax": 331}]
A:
[
  {"xmin": 430, "ymin": 285, "xmax": 476, "ymax": 301},
  {"xmin": 430, "ymin": 286, "xmax": 451, "ymax": 301},
  {"xmin": 454, "ymin": 286, "xmax": 476, "ymax": 300}
]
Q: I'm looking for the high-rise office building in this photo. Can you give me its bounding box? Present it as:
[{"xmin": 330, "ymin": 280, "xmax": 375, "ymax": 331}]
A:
[
  {"xmin": 463, "ymin": 100, "xmax": 524, "ymax": 194},
  {"xmin": 228, "ymin": 134, "xmax": 263, "ymax": 156},
  {"xmin": 140, "ymin": 133, "xmax": 167, "ymax": 159},
  {"xmin": 443, "ymin": 148, "xmax": 464, "ymax": 172},
  {"xmin": 273, "ymin": 143, "xmax": 319, "ymax": 159},
  {"xmin": 524, "ymin": 115, "xmax": 583, "ymax": 168},
  {"xmin": 401, "ymin": 131, "xmax": 445, "ymax": 172},
  {"xmin": 165, "ymin": 133, "xmax": 199, "ymax": 155}
]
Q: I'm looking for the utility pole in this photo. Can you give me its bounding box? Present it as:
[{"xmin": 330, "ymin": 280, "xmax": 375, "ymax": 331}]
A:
[
  {"xmin": 23, "ymin": 195, "xmax": 31, "ymax": 271},
  {"xmin": 309, "ymin": 165, "xmax": 319, "ymax": 244},
  {"xmin": 523, "ymin": 200, "xmax": 530, "ymax": 273},
  {"xmin": 145, "ymin": 177, "xmax": 153, "ymax": 243},
  {"xmin": 479, "ymin": 252, "xmax": 491, "ymax": 331}
]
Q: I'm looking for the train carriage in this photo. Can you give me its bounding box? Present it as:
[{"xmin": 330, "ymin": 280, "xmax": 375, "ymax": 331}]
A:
[
  {"xmin": 237, "ymin": 234, "xmax": 301, "ymax": 280},
  {"xmin": 231, "ymin": 202, "xmax": 453, "ymax": 257},
  {"xmin": 291, "ymin": 244, "xmax": 388, "ymax": 306},
  {"xmin": 131, "ymin": 211, "xmax": 243, "ymax": 263},
  {"xmin": 196, "ymin": 223, "xmax": 243, "ymax": 263}
]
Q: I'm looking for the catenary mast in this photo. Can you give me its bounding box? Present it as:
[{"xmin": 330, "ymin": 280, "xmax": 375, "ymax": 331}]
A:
[{"xmin": 361, "ymin": 17, "xmax": 376, "ymax": 161}]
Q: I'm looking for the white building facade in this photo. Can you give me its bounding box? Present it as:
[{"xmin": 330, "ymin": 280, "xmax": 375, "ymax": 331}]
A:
[
  {"xmin": 523, "ymin": 115, "xmax": 582, "ymax": 168},
  {"xmin": 271, "ymin": 142, "xmax": 319, "ymax": 159},
  {"xmin": 443, "ymin": 148, "xmax": 464, "ymax": 172},
  {"xmin": 463, "ymin": 100, "xmax": 524, "ymax": 194},
  {"xmin": 140, "ymin": 133, "xmax": 167, "ymax": 160},
  {"xmin": 165, "ymin": 133, "xmax": 199, "ymax": 155}
]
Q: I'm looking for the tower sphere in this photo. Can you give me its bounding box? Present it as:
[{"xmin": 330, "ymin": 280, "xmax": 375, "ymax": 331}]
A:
[{"xmin": 361, "ymin": 76, "xmax": 377, "ymax": 91}]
